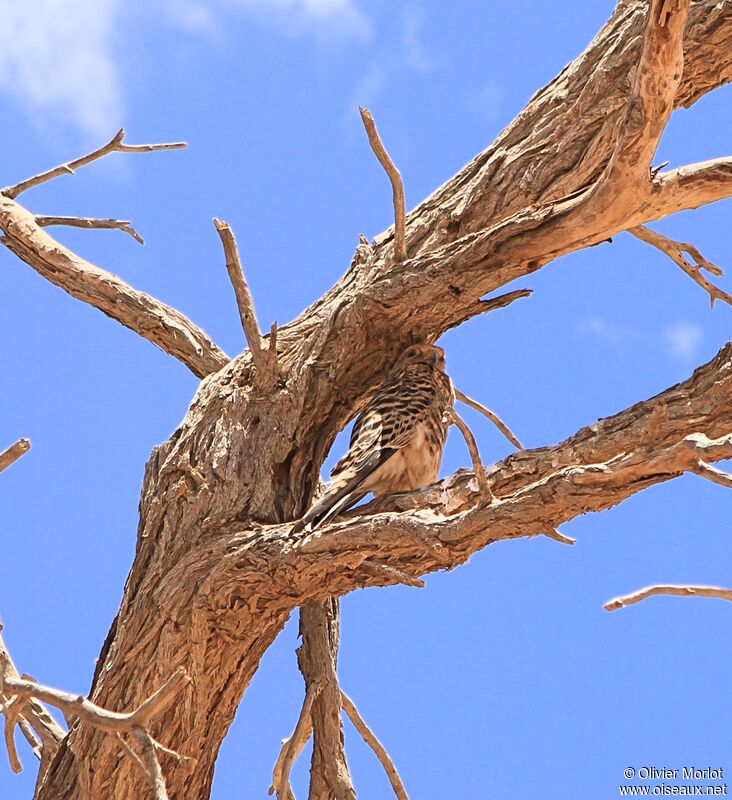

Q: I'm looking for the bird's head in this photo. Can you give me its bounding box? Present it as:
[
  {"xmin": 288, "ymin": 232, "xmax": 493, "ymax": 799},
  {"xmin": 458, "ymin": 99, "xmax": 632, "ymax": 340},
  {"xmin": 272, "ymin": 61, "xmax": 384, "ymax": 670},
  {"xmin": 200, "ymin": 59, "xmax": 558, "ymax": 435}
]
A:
[{"xmin": 391, "ymin": 343, "xmax": 446, "ymax": 373}]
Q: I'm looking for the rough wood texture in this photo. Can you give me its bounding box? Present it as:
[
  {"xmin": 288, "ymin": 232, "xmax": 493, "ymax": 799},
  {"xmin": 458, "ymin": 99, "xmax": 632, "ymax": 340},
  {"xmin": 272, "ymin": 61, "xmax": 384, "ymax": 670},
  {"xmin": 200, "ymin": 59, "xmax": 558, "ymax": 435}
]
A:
[
  {"xmin": 0, "ymin": 195, "xmax": 228, "ymax": 378},
  {"xmin": 0, "ymin": 0, "xmax": 727, "ymax": 798}
]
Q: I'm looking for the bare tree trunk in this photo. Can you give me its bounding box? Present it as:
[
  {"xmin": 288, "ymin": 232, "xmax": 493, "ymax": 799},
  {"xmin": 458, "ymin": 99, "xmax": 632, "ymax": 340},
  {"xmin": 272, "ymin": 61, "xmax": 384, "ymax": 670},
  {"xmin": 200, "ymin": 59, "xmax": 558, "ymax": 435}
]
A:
[{"xmin": 0, "ymin": 1, "xmax": 730, "ymax": 798}]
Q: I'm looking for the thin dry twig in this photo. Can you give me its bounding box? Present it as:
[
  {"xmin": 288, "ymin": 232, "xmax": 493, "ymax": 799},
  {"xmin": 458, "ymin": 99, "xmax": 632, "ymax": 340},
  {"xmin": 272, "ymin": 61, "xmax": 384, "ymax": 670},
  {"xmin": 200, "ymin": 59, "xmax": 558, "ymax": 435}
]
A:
[
  {"xmin": 453, "ymin": 388, "xmax": 524, "ymax": 451},
  {"xmin": 270, "ymin": 678, "xmax": 324, "ymax": 800},
  {"xmin": 605, "ymin": 584, "xmax": 732, "ymax": 612},
  {"xmin": 36, "ymin": 215, "xmax": 144, "ymax": 245},
  {"xmin": 2, "ymin": 129, "xmax": 187, "ymax": 199},
  {"xmin": 0, "ymin": 439, "xmax": 30, "ymax": 474},
  {"xmin": 340, "ymin": 691, "xmax": 409, "ymax": 800},
  {"xmin": 447, "ymin": 408, "xmax": 492, "ymax": 497},
  {"xmin": 213, "ymin": 218, "xmax": 278, "ymax": 386},
  {"xmin": 359, "ymin": 106, "xmax": 407, "ymax": 262},
  {"xmin": 132, "ymin": 728, "xmax": 170, "ymax": 800},
  {"xmin": 629, "ymin": 224, "xmax": 731, "ymax": 308}
]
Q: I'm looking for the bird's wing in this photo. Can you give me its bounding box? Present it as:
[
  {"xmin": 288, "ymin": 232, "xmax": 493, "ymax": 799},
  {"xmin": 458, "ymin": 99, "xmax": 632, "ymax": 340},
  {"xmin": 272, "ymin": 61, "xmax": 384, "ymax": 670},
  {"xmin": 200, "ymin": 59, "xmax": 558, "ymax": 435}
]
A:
[{"xmin": 292, "ymin": 366, "xmax": 439, "ymax": 533}]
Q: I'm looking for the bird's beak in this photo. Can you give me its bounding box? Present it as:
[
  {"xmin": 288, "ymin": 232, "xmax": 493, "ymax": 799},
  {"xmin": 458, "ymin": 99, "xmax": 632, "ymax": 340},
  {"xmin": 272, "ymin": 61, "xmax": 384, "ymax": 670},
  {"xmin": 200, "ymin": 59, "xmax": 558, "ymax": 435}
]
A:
[{"xmin": 427, "ymin": 352, "xmax": 438, "ymax": 364}]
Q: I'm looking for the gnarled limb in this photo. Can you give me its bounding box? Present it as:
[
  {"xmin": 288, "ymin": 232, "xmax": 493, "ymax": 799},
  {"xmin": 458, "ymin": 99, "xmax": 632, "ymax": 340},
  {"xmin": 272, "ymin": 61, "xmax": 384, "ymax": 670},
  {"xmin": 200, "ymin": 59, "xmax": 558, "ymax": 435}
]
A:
[{"xmin": 0, "ymin": 194, "xmax": 228, "ymax": 379}]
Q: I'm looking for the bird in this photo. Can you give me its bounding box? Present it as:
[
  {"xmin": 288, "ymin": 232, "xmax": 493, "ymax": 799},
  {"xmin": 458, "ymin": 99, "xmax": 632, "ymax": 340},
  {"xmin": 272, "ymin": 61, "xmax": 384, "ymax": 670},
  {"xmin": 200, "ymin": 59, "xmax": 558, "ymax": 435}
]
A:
[{"xmin": 292, "ymin": 343, "xmax": 454, "ymax": 533}]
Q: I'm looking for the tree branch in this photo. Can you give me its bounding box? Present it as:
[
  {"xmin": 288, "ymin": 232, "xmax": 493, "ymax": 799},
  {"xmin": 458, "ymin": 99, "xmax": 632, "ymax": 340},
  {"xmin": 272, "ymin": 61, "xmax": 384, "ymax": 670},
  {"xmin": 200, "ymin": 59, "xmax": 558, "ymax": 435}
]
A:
[
  {"xmin": 629, "ymin": 224, "xmax": 731, "ymax": 307},
  {"xmin": 605, "ymin": 585, "xmax": 732, "ymax": 611},
  {"xmin": 1, "ymin": 129, "xmax": 186, "ymax": 199},
  {"xmin": 0, "ymin": 195, "xmax": 229, "ymax": 378},
  {"xmin": 0, "ymin": 663, "xmax": 188, "ymax": 795},
  {"xmin": 0, "ymin": 439, "xmax": 30, "ymax": 474},
  {"xmin": 297, "ymin": 600, "xmax": 355, "ymax": 800},
  {"xmin": 359, "ymin": 107, "xmax": 407, "ymax": 263},
  {"xmin": 447, "ymin": 408, "xmax": 491, "ymax": 497},
  {"xmin": 213, "ymin": 218, "xmax": 278, "ymax": 387},
  {"xmin": 270, "ymin": 679, "xmax": 323, "ymax": 800},
  {"xmin": 35, "ymin": 215, "xmax": 144, "ymax": 245},
  {"xmin": 340, "ymin": 691, "xmax": 409, "ymax": 800},
  {"xmin": 454, "ymin": 388, "xmax": 525, "ymax": 450},
  {"xmin": 602, "ymin": 0, "xmax": 690, "ymax": 193}
]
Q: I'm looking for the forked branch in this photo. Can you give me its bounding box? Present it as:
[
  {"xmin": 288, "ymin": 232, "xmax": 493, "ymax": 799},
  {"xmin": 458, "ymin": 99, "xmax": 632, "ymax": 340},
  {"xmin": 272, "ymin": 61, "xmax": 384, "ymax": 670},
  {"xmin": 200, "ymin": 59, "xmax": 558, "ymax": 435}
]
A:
[
  {"xmin": 1, "ymin": 129, "xmax": 186, "ymax": 199},
  {"xmin": 629, "ymin": 224, "xmax": 731, "ymax": 307},
  {"xmin": 0, "ymin": 665, "xmax": 189, "ymax": 799},
  {"xmin": 359, "ymin": 107, "xmax": 407, "ymax": 262},
  {"xmin": 605, "ymin": 585, "xmax": 732, "ymax": 611}
]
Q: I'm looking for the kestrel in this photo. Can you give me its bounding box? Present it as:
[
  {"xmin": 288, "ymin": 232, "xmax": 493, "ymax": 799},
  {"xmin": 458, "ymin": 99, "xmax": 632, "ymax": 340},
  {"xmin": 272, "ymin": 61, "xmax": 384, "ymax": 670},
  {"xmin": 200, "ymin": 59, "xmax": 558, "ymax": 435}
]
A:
[{"xmin": 293, "ymin": 343, "xmax": 454, "ymax": 532}]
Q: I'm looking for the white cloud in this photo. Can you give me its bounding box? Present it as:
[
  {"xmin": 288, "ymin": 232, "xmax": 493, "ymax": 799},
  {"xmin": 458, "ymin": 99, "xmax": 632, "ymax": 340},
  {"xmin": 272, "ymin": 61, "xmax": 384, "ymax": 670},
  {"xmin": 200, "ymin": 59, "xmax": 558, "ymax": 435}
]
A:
[
  {"xmin": 0, "ymin": 0, "xmax": 369, "ymax": 138},
  {"xmin": 577, "ymin": 317, "xmax": 704, "ymax": 362},
  {"xmin": 233, "ymin": 0, "xmax": 371, "ymax": 39},
  {"xmin": 402, "ymin": 8, "xmax": 432, "ymax": 72},
  {"xmin": 0, "ymin": 0, "xmax": 123, "ymax": 137},
  {"xmin": 663, "ymin": 322, "xmax": 703, "ymax": 361}
]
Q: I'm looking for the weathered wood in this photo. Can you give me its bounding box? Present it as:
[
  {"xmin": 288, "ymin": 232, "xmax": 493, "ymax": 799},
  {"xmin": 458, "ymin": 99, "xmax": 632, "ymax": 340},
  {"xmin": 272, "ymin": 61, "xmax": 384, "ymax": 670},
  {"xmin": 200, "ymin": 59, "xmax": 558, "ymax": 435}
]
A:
[{"xmin": 6, "ymin": 1, "xmax": 730, "ymax": 797}]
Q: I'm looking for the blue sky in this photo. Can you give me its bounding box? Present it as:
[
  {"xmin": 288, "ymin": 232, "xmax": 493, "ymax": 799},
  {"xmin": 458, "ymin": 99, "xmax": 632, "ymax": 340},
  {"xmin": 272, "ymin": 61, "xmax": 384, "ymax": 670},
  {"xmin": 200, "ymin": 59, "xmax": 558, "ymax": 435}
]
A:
[{"xmin": 1, "ymin": 1, "xmax": 730, "ymax": 798}]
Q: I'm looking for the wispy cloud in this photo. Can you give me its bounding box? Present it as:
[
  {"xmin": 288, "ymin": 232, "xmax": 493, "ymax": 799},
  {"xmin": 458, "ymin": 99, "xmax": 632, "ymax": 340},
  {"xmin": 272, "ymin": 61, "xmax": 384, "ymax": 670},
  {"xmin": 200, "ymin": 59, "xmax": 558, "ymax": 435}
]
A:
[
  {"xmin": 0, "ymin": 0, "xmax": 370, "ymax": 138},
  {"xmin": 577, "ymin": 316, "xmax": 704, "ymax": 363},
  {"xmin": 402, "ymin": 8, "xmax": 432, "ymax": 72},
  {"xmin": 663, "ymin": 322, "xmax": 703, "ymax": 361},
  {"xmin": 233, "ymin": 0, "xmax": 371, "ymax": 39},
  {"xmin": 0, "ymin": 0, "xmax": 123, "ymax": 138}
]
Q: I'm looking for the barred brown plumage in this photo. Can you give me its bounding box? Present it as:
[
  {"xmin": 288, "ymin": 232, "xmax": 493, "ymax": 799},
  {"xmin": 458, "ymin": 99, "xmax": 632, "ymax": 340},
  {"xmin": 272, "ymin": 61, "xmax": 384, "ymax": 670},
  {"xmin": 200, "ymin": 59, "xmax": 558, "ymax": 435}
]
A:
[{"xmin": 292, "ymin": 344, "xmax": 454, "ymax": 533}]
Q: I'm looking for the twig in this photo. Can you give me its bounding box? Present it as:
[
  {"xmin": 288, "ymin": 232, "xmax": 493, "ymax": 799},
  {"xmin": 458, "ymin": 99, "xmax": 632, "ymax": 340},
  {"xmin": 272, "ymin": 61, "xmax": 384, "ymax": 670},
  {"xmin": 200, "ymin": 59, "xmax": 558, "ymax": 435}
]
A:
[
  {"xmin": 629, "ymin": 224, "xmax": 731, "ymax": 308},
  {"xmin": 605, "ymin": 584, "xmax": 732, "ymax": 612},
  {"xmin": 0, "ymin": 439, "xmax": 30, "ymax": 474},
  {"xmin": 361, "ymin": 560, "xmax": 425, "ymax": 588},
  {"xmin": 340, "ymin": 691, "xmax": 409, "ymax": 800},
  {"xmin": 541, "ymin": 529, "xmax": 575, "ymax": 546},
  {"xmin": 447, "ymin": 408, "xmax": 492, "ymax": 498},
  {"xmin": 36, "ymin": 215, "xmax": 144, "ymax": 245},
  {"xmin": 132, "ymin": 728, "xmax": 170, "ymax": 800},
  {"xmin": 453, "ymin": 389, "xmax": 524, "ymax": 451},
  {"xmin": 213, "ymin": 219, "xmax": 278, "ymax": 386},
  {"xmin": 2, "ymin": 129, "xmax": 187, "ymax": 199},
  {"xmin": 270, "ymin": 678, "xmax": 324, "ymax": 800},
  {"xmin": 359, "ymin": 107, "xmax": 407, "ymax": 262}
]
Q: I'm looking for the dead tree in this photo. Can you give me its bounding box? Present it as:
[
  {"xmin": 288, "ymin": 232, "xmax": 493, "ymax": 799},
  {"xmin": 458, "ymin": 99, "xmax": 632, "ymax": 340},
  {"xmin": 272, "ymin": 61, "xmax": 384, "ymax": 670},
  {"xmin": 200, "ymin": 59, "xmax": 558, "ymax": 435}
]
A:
[{"xmin": 1, "ymin": 0, "xmax": 731, "ymax": 797}]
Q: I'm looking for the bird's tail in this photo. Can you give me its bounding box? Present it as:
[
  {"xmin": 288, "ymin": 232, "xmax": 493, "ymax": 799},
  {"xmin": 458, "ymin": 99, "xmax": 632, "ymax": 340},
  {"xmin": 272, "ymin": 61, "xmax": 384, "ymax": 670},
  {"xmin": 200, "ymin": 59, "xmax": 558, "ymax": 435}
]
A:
[{"xmin": 291, "ymin": 473, "xmax": 368, "ymax": 534}]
